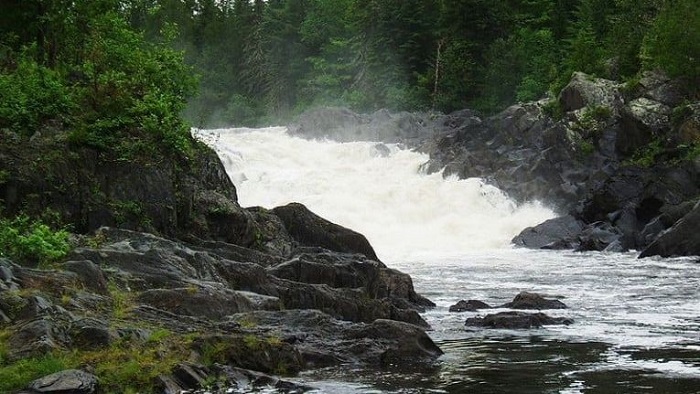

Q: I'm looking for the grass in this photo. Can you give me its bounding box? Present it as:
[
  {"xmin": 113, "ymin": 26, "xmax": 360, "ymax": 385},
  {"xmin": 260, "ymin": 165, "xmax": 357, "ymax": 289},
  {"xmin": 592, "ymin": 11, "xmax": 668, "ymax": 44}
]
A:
[{"xmin": 0, "ymin": 352, "xmax": 74, "ymax": 392}]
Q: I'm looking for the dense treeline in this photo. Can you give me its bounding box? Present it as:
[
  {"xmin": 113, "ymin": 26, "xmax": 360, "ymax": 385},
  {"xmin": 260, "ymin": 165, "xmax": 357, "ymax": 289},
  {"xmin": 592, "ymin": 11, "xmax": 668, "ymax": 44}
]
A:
[
  {"xmin": 0, "ymin": 0, "xmax": 698, "ymax": 131},
  {"xmin": 127, "ymin": 0, "xmax": 698, "ymax": 126}
]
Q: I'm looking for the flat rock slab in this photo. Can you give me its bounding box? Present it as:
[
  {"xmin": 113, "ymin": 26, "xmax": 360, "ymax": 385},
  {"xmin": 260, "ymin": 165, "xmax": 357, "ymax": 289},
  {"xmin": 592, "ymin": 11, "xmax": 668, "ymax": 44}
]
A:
[{"xmin": 25, "ymin": 369, "xmax": 99, "ymax": 394}]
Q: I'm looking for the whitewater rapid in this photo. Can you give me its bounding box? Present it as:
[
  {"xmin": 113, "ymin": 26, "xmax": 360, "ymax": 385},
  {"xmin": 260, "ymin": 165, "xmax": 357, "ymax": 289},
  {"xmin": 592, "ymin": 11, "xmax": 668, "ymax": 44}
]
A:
[
  {"xmin": 196, "ymin": 126, "xmax": 700, "ymax": 392},
  {"xmin": 197, "ymin": 127, "xmax": 555, "ymax": 262}
]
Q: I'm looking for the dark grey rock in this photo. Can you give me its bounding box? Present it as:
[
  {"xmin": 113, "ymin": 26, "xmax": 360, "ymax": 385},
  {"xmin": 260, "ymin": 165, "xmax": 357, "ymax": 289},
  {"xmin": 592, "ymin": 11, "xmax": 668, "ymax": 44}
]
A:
[
  {"xmin": 448, "ymin": 300, "xmax": 492, "ymax": 312},
  {"xmin": 512, "ymin": 216, "xmax": 584, "ymax": 249},
  {"xmin": 26, "ymin": 369, "xmax": 99, "ymax": 394},
  {"xmin": 272, "ymin": 202, "xmax": 379, "ymax": 261},
  {"xmin": 640, "ymin": 201, "xmax": 700, "ymax": 258},
  {"xmin": 62, "ymin": 260, "xmax": 108, "ymax": 295},
  {"xmin": 558, "ymin": 72, "xmax": 622, "ymax": 112},
  {"xmin": 501, "ymin": 292, "xmax": 567, "ymax": 310},
  {"xmin": 465, "ymin": 311, "xmax": 573, "ymax": 329}
]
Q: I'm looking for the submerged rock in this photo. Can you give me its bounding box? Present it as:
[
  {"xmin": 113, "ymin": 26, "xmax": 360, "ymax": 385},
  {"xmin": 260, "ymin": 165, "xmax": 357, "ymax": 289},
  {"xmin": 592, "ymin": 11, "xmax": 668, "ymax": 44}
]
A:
[{"xmin": 465, "ymin": 312, "xmax": 573, "ymax": 329}]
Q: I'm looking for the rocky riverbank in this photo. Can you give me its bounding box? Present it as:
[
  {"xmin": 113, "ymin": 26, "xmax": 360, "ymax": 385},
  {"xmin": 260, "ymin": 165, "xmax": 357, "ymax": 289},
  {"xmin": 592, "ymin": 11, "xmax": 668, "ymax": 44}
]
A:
[
  {"xmin": 289, "ymin": 71, "xmax": 699, "ymax": 258},
  {"xmin": 0, "ymin": 131, "xmax": 439, "ymax": 393}
]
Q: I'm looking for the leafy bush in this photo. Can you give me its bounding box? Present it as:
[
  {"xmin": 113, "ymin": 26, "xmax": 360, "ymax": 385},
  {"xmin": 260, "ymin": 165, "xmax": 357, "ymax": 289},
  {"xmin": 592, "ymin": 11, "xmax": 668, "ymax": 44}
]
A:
[
  {"xmin": 642, "ymin": 0, "xmax": 700, "ymax": 82},
  {"xmin": 0, "ymin": 55, "xmax": 75, "ymax": 133},
  {"xmin": 0, "ymin": 215, "xmax": 71, "ymax": 267}
]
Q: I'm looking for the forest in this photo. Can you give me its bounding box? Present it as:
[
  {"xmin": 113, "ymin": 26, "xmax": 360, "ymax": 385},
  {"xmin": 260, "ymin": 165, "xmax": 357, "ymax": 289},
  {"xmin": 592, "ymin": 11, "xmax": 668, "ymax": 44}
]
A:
[{"xmin": 1, "ymin": 0, "xmax": 699, "ymax": 130}]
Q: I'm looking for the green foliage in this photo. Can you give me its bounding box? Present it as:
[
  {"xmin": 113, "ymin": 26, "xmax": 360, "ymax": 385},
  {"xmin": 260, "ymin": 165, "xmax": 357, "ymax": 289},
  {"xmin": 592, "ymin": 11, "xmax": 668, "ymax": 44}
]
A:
[
  {"xmin": 0, "ymin": 54, "xmax": 74, "ymax": 133},
  {"xmin": 0, "ymin": 353, "xmax": 73, "ymax": 393},
  {"xmin": 627, "ymin": 139, "xmax": 665, "ymax": 167},
  {"xmin": 642, "ymin": 0, "xmax": 700, "ymax": 82},
  {"xmin": 0, "ymin": 215, "xmax": 70, "ymax": 267}
]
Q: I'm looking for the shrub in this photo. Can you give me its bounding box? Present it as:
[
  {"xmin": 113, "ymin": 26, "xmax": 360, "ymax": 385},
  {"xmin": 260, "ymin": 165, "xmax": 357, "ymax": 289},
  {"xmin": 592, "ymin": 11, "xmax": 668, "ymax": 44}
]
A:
[{"xmin": 0, "ymin": 215, "xmax": 71, "ymax": 267}]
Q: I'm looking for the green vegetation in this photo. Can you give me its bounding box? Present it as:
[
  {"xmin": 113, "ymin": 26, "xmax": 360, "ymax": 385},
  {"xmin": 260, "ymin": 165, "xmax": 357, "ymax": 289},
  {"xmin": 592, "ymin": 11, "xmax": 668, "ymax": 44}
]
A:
[
  {"xmin": 115, "ymin": 0, "xmax": 699, "ymax": 125},
  {"xmin": 0, "ymin": 214, "xmax": 70, "ymax": 267},
  {"xmin": 0, "ymin": 352, "xmax": 74, "ymax": 393},
  {"xmin": 1, "ymin": 0, "xmax": 698, "ymax": 130}
]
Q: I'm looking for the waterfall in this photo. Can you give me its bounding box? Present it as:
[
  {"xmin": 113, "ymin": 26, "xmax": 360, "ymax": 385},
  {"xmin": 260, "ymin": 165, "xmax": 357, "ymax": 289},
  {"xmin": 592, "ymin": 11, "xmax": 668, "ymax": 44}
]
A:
[{"xmin": 197, "ymin": 127, "xmax": 555, "ymax": 262}]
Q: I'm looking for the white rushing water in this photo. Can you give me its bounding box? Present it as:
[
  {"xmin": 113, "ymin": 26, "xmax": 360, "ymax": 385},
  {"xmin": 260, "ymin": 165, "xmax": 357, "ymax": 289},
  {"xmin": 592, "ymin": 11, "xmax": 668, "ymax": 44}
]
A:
[
  {"xmin": 197, "ymin": 127, "xmax": 700, "ymax": 392},
  {"xmin": 198, "ymin": 126, "xmax": 555, "ymax": 263}
]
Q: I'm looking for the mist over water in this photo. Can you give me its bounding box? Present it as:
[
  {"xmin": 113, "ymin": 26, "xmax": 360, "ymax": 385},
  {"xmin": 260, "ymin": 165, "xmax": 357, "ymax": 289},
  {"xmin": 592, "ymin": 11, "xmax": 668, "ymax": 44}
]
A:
[
  {"xmin": 199, "ymin": 127, "xmax": 555, "ymax": 262},
  {"xmin": 197, "ymin": 127, "xmax": 700, "ymax": 393}
]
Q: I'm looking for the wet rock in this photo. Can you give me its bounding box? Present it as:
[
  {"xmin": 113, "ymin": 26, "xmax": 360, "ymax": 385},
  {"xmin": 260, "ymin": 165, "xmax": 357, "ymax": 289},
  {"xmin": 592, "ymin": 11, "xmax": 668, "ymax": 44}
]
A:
[
  {"xmin": 272, "ymin": 203, "xmax": 379, "ymax": 261},
  {"xmin": 465, "ymin": 312, "xmax": 573, "ymax": 329},
  {"xmin": 448, "ymin": 300, "xmax": 492, "ymax": 312},
  {"xmin": 501, "ymin": 292, "xmax": 567, "ymax": 310},
  {"xmin": 576, "ymin": 222, "xmax": 622, "ymax": 252},
  {"xmin": 640, "ymin": 200, "xmax": 700, "ymax": 258},
  {"xmin": 7, "ymin": 318, "xmax": 71, "ymax": 361},
  {"xmin": 24, "ymin": 369, "xmax": 99, "ymax": 394},
  {"xmin": 512, "ymin": 216, "xmax": 584, "ymax": 249},
  {"xmin": 558, "ymin": 72, "xmax": 622, "ymax": 112},
  {"xmin": 238, "ymin": 310, "xmax": 442, "ymax": 368}
]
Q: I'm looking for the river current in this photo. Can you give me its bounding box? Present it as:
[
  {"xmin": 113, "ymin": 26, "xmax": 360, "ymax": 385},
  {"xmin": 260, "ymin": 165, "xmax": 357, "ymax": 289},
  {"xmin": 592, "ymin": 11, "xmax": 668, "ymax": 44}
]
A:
[{"xmin": 197, "ymin": 127, "xmax": 700, "ymax": 393}]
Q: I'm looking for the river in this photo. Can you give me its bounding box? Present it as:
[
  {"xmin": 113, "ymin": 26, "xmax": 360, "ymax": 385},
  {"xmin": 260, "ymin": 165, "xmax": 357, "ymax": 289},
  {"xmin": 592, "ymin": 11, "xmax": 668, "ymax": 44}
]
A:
[{"xmin": 197, "ymin": 127, "xmax": 700, "ymax": 393}]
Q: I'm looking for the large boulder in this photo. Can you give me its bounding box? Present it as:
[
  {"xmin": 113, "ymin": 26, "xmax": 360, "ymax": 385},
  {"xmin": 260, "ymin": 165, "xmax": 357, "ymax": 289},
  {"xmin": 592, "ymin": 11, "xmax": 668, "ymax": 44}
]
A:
[
  {"xmin": 617, "ymin": 97, "xmax": 672, "ymax": 156},
  {"xmin": 512, "ymin": 216, "xmax": 584, "ymax": 249},
  {"xmin": 272, "ymin": 203, "xmax": 379, "ymax": 261},
  {"xmin": 639, "ymin": 201, "xmax": 700, "ymax": 258},
  {"xmin": 558, "ymin": 72, "xmax": 622, "ymax": 113}
]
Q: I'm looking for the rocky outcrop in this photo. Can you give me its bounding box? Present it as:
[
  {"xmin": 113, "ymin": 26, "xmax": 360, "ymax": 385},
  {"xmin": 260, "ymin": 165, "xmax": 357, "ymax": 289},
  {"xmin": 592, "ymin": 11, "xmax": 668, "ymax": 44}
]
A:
[
  {"xmin": 0, "ymin": 223, "xmax": 437, "ymax": 392},
  {"xmin": 465, "ymin": 312, "xmax": 573, "ymax": 329},
  {"xmin": 640, "ymin": 200, "xmax": 700, "ymax": 258},
  {"xmin": 1, "ymin": 103, "xmax": 440, "ymax": 392},
  {"xmin": 272, "ymin": 203, "xmax": 379, "ymax": 261}
]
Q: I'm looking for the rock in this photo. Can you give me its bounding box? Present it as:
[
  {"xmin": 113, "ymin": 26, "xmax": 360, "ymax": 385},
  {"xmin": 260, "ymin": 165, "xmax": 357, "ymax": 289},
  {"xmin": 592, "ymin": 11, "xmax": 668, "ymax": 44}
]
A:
[
  {"xmin": 234, "ymin": 310, "xmax": 442, "ymax": 368},
  {"xmin": 448, "ymin": 300, "xmax": 491, "ymax": 312},
  {"xmin": 465, "ymin": 311, "xmax": 573, "ymax": 329},
  {"xmin": 61, "ymin": 260, "xmax": 108, "ymax": 295},
  {"xmin": 618, "ymin": 98, "xmax": 672, "ymax": 156},
  {"xmin": 137, "ymin": 287, "xmax": 255, "ymax": 320},
  {"xmin": 501, "ymin": 292, "xmax": 567, "ymax": 310},
  {"xmin": 69, "ymin": 318, "xmax": 117, "ymax": 350},
  {"xmin": 558, "ymin": 72, "xmax": 622, "ymax": 112},
  {"xmin": 272, "ymin": 203, "xmax": 379, "ymax": 261},
  {"xmin": 576, "ymin": 222, "xmax": 622, "ymax": 252},
  {"xmin": 639, "ymin": 201, "xmax": 700, "ymax": 258},
  {"xmin": 25, "ymin": 369, "xmax": 99, "ymax": 394},
  {"xmin": 512, "ymin": 215, "xmax": 584, "ymax": 249},
  {"xmin": 676, "ymin": 103, "xmax": 700, "ymax": 145}
]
